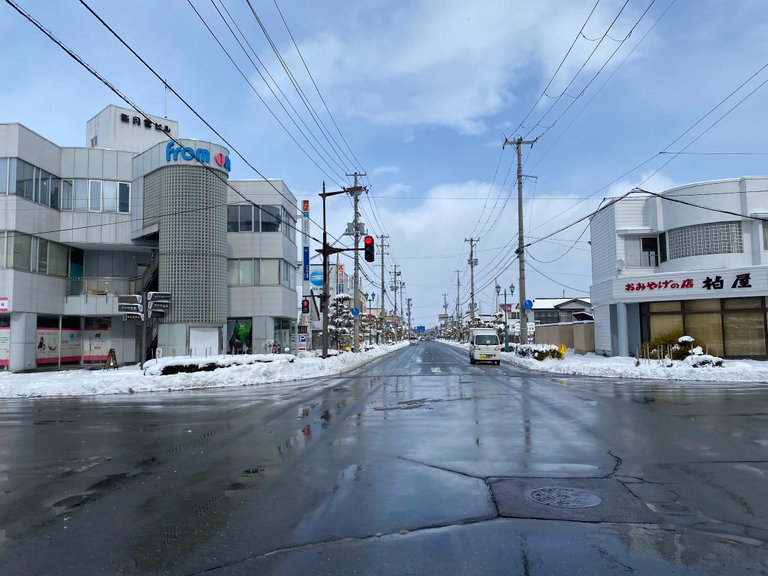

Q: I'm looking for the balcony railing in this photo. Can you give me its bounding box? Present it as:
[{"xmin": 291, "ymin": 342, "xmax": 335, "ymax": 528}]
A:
[{"xmin": 67, "ymin": 277, "xmax": 131, "ymax": 298}]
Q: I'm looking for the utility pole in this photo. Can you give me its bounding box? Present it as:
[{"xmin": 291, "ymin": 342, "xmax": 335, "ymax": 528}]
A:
[
  {"xmin": 390, "ymin": 265, "xmax": 401, "ymax": 317},
  {"xmin": 465, "ymin": 238, "xmax": 478, "ymax": 321},
  {"xmin": 379, "ymin": 235, "xmax": 388, "ymax": 342},
  {"xmin": 503, "ymin": 136, "xmax": 537, "ymax": 342},
  {"xmin": 346, "ymin": 171, "xmax": 366, "ymax": 352},
  {"xmin": 455, "ymin": 270, "xmax": 461, "ymax": 339},
  {"xmin": 399, "ymin": 280, "xmax": 405, "ymax": 327},
  {"xmin": 406, "ymin": 298, "xmax": 412, "ymax": 337}
]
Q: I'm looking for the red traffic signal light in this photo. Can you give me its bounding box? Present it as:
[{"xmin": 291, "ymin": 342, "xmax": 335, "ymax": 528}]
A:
[
  {"xmin": 363, "ymin": 235, "xmax": 375, "ymax": 262},
  {"xmin": 301, "ymin": 298, "xmax": 310, "ymax": 314}
]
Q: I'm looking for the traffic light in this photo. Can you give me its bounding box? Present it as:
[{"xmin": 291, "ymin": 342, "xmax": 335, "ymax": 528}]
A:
[
  {"xmin": 363, "ymin": 235, "xmax": 375, "ymax": 262},
  {"xmin": 301, "ymin": 298, "xmax": 310, "ymax": 314}
]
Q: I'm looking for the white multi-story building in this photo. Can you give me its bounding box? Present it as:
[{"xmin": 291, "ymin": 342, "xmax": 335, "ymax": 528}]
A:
[
  {"xmin": 0, "ymin": 105, "xmax": 298, "ymax": 371},
  {"xmin": 590, "ymin": 177, "xmax": 768, "ymax": 359}
]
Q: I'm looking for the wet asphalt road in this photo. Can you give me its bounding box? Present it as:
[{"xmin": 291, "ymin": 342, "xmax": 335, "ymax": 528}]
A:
[{"xmin": 1, "ymin": 340, "xmax": 767, "ymax": 575}]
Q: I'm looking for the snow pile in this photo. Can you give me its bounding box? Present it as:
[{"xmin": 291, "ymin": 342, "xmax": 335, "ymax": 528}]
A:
[
  {"xmin": 444, "ymin": 340, "xmax": 768, "ymax": 383},
  {"xmin": 0, "ymin": 342, "xmax": 408, "ymax": 398}
]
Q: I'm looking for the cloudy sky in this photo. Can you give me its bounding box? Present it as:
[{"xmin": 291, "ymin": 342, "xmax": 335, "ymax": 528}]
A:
[{"xmin": 2, "ymin": 0, "xmax": 767, "ymax": 325}]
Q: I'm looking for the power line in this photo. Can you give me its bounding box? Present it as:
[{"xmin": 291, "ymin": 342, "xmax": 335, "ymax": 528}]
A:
[
  {"xmin": 272, "ymin": 0, "xmax": 364, "ymax": 173},
  {"xmin": 509, "ymin": 0, "xmax": 601, "ymax": 136},
  {"xmin": 73, "ymin": 0, "xmax": 333, "ymax": 238},
  {"xmin": 208, "ymin": 0, "xmax": 350, "ymax": 181},
  {"xmin": 529, "ymin": 0, "xmax": 657, "ymax": 141},
  {"xmin": 522, "ymin": 0, "xmax": 633, "ymax": 139},
  {"xmin": 243, "ymin": 0, "xmax": 354, "ymax": 181},
  {"xmin": 184, "ymin": 0, "xmax": 347, "ymax": 189}
]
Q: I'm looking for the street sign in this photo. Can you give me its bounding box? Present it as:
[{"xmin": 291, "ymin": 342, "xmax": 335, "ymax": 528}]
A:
[
  {"xmin": 147, "ymin": 291, "xmax": 172, "ymax": 301},
  {"xmin": 149, "ymin": 300, "xmax": 170, "ymax": 310},
  {"xmin": 124, "ymin": 312, "xmax": 144, "ymax": 321},
  {"xmin": 351, "ymin": 307, "xmax": 360, "ymax": 316},
  {"xmin": 310, "ymin": 270, "xmax": 324, "ymax": 287},
  {"xmin": 118, "ymin": 294, "xmax": 142, "ymax": 304},
  {"xmin": 416, "ymin": 325, "xmax": 425, "ymax": 332},
  {"xmin": 148, "ymin": 309, "xmax": 165, "ymax": 318},
  {"xmin": 118, "ymin": 303, "xmax": 143, "ymax": 313},
  {"xmin": 524, "ymin": 299, "xmax": 533, "ymax": 310}
]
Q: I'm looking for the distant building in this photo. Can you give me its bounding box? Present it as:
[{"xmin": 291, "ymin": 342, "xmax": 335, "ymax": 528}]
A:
[
  {"xmin": 590, "ymin": 177, "xmax": 768, "ymax": 358},
  {"xmin": 0, "ymin": 105, "xmax": 297, "ymax": 371}
]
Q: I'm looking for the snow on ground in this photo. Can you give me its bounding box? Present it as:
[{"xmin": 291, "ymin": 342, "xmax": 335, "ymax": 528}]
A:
[
  {"xmin": 447, "ymin": 340, "xmax": 768, "ymax": 383},
  {"xmin": 1, "ymin": 339, "xmax": 767, "ymax": 399},
  {"xmin": 0, "ymin": 343, "xmax": 408, "ymax": 399}
]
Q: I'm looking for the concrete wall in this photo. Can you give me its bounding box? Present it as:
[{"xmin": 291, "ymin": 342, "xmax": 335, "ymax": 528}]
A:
[{"xmin": 535, "ymin": 321, "xmax": 595, "ymax": 354}]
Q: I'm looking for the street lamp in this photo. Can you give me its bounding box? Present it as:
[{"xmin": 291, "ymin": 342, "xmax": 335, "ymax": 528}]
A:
[
  {"xmin": 503, "ymin": 283, "xmax": 515, "ymax": 349},
  {"xmin": 366, "ymin": 292, "xmax": 375, "ymax": 345}
]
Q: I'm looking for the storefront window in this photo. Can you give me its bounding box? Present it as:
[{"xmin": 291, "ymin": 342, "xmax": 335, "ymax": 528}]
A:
[
  {"xmin": 227, "ymin": 318, "xmax": 252, "ymax": 353},
  {"xmin": 649, "ymin": 313, "xmax": 683, "ymax": 341},
  {"xmin": 724, "ymin": 311, "xmax": 766, "ymax": 357}
]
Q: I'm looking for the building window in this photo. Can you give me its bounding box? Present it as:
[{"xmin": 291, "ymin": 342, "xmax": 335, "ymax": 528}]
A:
[
  {"xmin": 227, "ymin": 205, "xmax": 256, "ymax": 232},
  {"xmin": 88, "ymin": 180, "xmax": 102, "ymax": 211},
  {"xmin": 282, "ymin": 259, "xmax": 294, "ymax": 287},
  {"xmin": 641, "ymin": 297, "xmax": 767, "ymax": 358},
  {"xmin": 37, "ymin": 238, "xmax": 48, "ymax": 274},
  {"xmin": 763, "ymin": 221, "xmax": 768, "ymax": 251},
  {"xmin": 260, "ymin": 205, "xmax": 281, "ymax": 232},
  {"xmin": 228, "ymin": 258, "xmax": 256, "ymax": 286},
  {"xmin": 261, "ymin": 259, "xmax": 280, "ymax": 284},
  {"xmin": 10, "ymin": 232, "xmax": 32, "ymax": 271},
  {"xmin": 625, "ymin": 236, "xmax": 659, "ymax": 268},
  {"xmin": 14, "ymin": 159, "xmax": 34, "ymax": 200},
  {"xmin": 102, "ymin": 181, "xmax": 117, "ymax": 212},
  {"xmin": 118, "ymin": 182, "xmax": 130, "ymax": 213},
  {"xmin": 74, "ymin": 179, "xmax": 88, "ymax": 210},
  {"xmin": 0, "ymin": 158, "xmax": 7, "ymax": 194},
  {"xmin": 667, "ymin": 221, "xmax": 743, "ymax": 260},
  {"xmin": 62, "ymin": 179, "xmax": 73, "ymax": 210},
  {"xmin": 50, "ymin": 177, "xmax": 60, "ymax": 209},
  {"xmin": 659, "ymin": 232, "xmax": 667, "ymax": 263}
]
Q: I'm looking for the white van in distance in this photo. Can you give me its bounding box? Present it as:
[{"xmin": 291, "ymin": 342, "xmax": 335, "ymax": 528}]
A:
[{"xmin": 469, "ymin": 328, "xmax": 502, "ymax": 365}]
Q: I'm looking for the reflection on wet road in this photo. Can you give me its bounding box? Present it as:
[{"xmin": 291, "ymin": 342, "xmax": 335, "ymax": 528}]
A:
[{"xmin": 0, "ymin": 340, "xmax": 766, "ymax": 575}]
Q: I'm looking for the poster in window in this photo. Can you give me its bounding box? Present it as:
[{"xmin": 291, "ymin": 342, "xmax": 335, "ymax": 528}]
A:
[
  {"xmin": 0, "ymin": 327, "xmax": 9, "ymax": 366},
  {"xmin": 84, "ymin": 329, "xmax": 111, "ymax": 361}
]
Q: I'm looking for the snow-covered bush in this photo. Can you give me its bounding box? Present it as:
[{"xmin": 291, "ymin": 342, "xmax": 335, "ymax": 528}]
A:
[
  {"xmin": 638, "ymin": 335, "xmax": 723, "ymax": 368},
  {"xmin": 506, "ymin": 343, "xmax": 563, "ymax": 361}
]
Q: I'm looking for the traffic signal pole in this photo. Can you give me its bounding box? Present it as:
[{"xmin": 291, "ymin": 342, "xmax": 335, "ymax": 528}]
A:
[
  {"xmin": 346, "ymin": 172, "xmax": 366, "ymax": 353},
  {"xmin": 317, "ymin": 182, "xmax": 370, "ymax": 358}
]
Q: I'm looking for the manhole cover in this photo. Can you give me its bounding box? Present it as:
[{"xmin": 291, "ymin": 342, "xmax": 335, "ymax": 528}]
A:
[{"xmin": 528, "ymin": 487, "xmax": 602, "ymax": 509}]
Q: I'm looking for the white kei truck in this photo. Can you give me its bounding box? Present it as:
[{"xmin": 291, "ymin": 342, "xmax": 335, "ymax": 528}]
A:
[{"xmin": 468, "ymin": 328, "xmax": 502, "ymax": 365}]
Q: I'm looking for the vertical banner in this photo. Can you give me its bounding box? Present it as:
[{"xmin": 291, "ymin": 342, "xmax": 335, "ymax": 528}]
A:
[{"xmin": 302, "ymin": 200, "xmax": 310, "ymax": 281}]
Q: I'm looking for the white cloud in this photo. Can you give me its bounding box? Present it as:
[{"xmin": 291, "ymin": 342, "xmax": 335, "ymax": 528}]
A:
[
  {"xmin": 282, "ymin": 0, "xmax": 647, "ymax": 135},
  {"xmin": 371, "ymin": 165, "xmax": 400, "ymax": 176}
]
